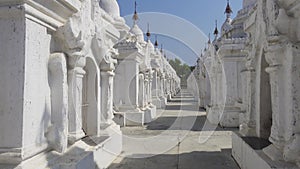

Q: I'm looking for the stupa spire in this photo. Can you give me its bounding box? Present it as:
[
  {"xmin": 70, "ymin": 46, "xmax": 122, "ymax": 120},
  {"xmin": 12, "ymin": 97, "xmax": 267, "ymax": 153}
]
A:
[
  {"xmin": 213, "ymin": 20, "xmax": 219, "ymax": 40},
  {"xmin": 132, "ymin": 1, "xmax": 139, "ymax": 23},
  {"xmin": 225, "ymin": 0, "xmax": 233, "ymax": 19},
  {"xmin": 146, "ymin": 23, "xmax": 151, "ymax": 41},
  {"xmin": 154, "ymin": 35, "xmax": 158, "ymax": 48}
]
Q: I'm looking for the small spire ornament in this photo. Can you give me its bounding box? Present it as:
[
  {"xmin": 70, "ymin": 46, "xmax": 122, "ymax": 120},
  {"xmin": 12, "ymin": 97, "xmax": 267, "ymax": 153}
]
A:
[
  {"xmin": 146, "ymin": 23, "xmax": 151, "ymax": 41},
  {"xmin": 154, "ymin": 35, "xmax": 158, "ymax": 48},
  {"xmin": 132, "ymin": 1, "xmax": 139, "ymax": 22}
]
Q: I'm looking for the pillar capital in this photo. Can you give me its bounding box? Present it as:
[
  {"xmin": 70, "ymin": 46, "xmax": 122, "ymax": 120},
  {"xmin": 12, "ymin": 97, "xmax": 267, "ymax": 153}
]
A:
[{"xmin": 68, "ymin": 54, "xmax": 86, "ymax": 70}]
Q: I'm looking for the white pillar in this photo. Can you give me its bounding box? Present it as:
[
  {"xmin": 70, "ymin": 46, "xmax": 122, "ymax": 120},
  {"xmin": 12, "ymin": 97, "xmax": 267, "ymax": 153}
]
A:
[
  {"xmin": 152, "ymin": 70, "xmax": 158, "ymax": 98},
  {"xmin": 263, "ymin": 39, "xmax": 299, "ymax": 163},
  {"xmin": 239, "ymin": 66, "xmax": 257, "ymax": 136},
  {"xmin": 68, "ymin": 55, "xmax": 86, "ymax": 143},
  {"xmin": 161, "ymin": 75, "xmax": 165, "ymax": 97},
  {"xmin": 100, "ymin": 70, "xmax": 115, "ymax": 129},
  {"xmin": 47, "ymin": 53, "xmax": 68, "ymax": 153},
  {"xmin": 148, "ymin": 70, "xmax": 153, "ymax": 104},
  {"xmin": 138, "ymin": 73, "xmax": 145, "ymax": 109}
]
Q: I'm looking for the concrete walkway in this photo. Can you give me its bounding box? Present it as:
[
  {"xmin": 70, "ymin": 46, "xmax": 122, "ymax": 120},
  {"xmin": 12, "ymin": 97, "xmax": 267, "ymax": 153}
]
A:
[{"xmin": 108, "ymin": 90, "xmax": 240, "ymax": 169}]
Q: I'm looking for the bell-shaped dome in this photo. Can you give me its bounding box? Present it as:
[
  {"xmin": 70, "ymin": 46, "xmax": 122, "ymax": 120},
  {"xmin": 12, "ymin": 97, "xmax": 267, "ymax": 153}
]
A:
[
  {"xmin": 130, "ymin": 23, "xmax": 144, "ymax": 42},
  {"xmin": 221, "ymin": 21, "xmax": 233, "ymax": 36},
  {"xmin": 99, "ymin": 0, "xmax": 120, "ymax": 18}
]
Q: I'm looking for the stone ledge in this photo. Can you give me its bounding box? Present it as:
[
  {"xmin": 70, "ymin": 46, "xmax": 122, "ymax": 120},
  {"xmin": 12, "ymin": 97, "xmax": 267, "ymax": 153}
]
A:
[
  {"xmin": 0, "ymin": 132, "xmax": 122, "ymax": 169},
  {"xmin": 0, "ymin": 0, "xmax": 80, "ymax": 30},
  {"xmin": 232, "ymin": 132, "xmax": 299, "ymax": 169},
  {"xmin": 0, "ymin": 148, "xmax": 22, "ymax": 164}
]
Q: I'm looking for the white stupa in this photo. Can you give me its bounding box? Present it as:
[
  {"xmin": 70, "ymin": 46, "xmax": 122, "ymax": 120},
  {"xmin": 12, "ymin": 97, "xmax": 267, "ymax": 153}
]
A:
[{"xmin": 129, "ymin": 1, "xmax": 145, "ymax": 43}]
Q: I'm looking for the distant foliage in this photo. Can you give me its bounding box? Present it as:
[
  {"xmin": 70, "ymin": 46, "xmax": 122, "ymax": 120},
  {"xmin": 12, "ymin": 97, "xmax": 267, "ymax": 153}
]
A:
[{"xmin": 169, "ymin": 58, "xmax": 192, "ymax": 88}]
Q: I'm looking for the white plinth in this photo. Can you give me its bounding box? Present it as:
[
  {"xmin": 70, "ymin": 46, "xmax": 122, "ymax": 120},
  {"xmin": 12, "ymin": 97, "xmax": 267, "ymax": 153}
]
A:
[
  {"xmin": 167, "ymin": 94, "xmax": 172, "ymax": 101},
  {"xmin": 124, "ymin": 111, "xmax": 145, "ymax": 126},
  {"xmin": 160, "ymin": 97, "xmax": 167, "ymax": 108},
  {"xmin": 144, "ymin": 105, "xmax": 157, "ymax": 123},
  {"xmin": 113, "ymin": 111, "xmax": 145, "ymax": 126},
  {"xmin": 206, "ymin": 106, "xmax": 220, "ymax": 125}
]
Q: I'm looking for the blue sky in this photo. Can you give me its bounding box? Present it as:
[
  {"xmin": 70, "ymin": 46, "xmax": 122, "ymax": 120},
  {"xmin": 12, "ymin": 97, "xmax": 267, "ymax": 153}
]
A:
[{"xmin": 117, "ymin": 0, "xmax": 243, "ymax": 65}]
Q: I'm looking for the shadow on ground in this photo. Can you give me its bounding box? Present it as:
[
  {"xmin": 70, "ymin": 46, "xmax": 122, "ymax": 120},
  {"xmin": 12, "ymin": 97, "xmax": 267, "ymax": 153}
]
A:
[
  {"xmin": 163, "ymin": 104, "xmax": 198, "ymax": 111},
  {"xmin": 108, "ymin": 148, "xmax": 239, "ymax": 169},
  {"xmin": 146, "ymin": 116, "xmax": 237, "ymax": 132},
  {"xmin": 242, "ymin": 137, "xmax": 271, "ymax": 150},
  {"xmin": 167, "ymin": 99, "xmax": 195, "ymax": 103},
  {"xmin": 110, "ymin": 90, "xmax": 239, "ymax": 169}
]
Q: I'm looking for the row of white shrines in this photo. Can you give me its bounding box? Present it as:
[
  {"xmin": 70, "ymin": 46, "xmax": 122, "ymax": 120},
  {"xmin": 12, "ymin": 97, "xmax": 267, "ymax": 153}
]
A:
[
  {"xmin": 187, "ymin": 0, "xmax": 300, "ymax": 168},
  {"xmin": 0, "ymin": 0, "xmax": 180, "ymax": 168}
]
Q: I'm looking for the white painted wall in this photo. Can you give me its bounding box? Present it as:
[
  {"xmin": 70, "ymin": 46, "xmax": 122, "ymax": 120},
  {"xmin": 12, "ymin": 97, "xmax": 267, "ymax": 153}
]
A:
[
  {"xmin": 0, "ymin": 9, "xmax": 25, "ymax": 149},
  {"xmin": 23, "ymin": 18, "xmax": 52, "ymax": 158}
]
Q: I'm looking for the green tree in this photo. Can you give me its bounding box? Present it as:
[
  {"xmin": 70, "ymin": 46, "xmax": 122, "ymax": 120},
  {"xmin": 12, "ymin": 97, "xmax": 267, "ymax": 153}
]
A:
[{"xmin": 168, "ymin": 58, "xmax": 192, "ymax": 88}]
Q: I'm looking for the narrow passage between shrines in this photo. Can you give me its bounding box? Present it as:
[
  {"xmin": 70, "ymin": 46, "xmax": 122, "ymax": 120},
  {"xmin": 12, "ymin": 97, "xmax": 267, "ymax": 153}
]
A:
[{"xmin": 108, "ymin": 89, "xmax": 239, "ymax": 169}]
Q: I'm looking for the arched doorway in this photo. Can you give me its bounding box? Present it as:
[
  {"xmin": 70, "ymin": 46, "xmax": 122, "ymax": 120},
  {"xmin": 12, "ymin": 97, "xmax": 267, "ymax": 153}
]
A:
[
  {"xmin": 82, "ymin": 56, "xmax": 101, "ymax": 136},
  {"xmin": 257, "ymin": 51, "xmax": 272, "ymax": 139}
]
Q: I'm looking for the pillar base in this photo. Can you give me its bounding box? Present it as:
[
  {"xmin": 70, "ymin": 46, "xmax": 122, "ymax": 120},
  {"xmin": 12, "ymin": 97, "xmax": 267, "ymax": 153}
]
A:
[{"xmin": 68, "ymin": 130, "xmax": 86, "ymax": 144}]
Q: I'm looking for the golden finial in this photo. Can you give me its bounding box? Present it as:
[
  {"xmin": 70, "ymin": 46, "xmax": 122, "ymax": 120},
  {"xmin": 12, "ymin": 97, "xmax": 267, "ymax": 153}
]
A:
[{"xmin": 132, "ymin": 1, "xmax": 139, "ymax": 21}]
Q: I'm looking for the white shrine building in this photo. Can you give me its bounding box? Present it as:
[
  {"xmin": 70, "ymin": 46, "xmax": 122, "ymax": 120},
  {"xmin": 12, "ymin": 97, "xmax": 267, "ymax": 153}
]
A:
[
  {"xmin": 0, "ymin": 0, "xmax": 180, "ymax": 168},
  {"xmin": 2, "ymin": 0, "xmax": 300, "ymax": 168},
  {"xmin": 188, "ymin": 0, "xmax": 300, "ymax": 168}
]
